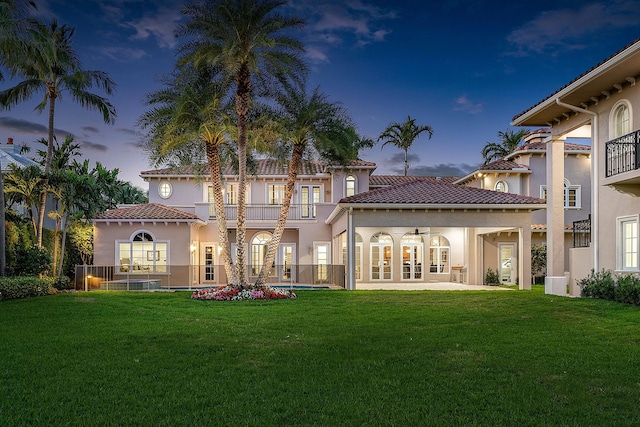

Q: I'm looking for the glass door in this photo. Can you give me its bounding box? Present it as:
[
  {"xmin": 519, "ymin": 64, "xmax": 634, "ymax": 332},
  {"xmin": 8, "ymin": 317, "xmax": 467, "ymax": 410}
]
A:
[
  {"xmin": 499, "ymin": 243, "xmax": 515, "ymax": 284},
  {"xmin": 280, "ymin": 244, "xmax": 295, "ymax": 281}
]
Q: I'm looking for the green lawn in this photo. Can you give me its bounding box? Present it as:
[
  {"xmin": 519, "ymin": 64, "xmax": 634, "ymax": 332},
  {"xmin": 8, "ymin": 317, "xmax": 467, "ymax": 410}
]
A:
[{"xmin": 1, "ymin": 288, "xmax": 639, "ymax": 426}]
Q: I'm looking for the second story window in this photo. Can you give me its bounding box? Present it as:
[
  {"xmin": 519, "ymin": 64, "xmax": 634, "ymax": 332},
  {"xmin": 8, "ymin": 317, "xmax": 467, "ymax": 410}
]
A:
[
  {"xmin": 614, "ymin": 103, "xmax": 630, "ymax": 137},
  {"xmin": 226, "ymin": 184, "xmax": 237, "ymax": 205},
  {"xmin": 268, "ymin": 184, "xmax": 285, "ymax": 205},
  {"xmin": 158, "ymin": 181, "xmax": 172, "ymax": 199},
  {"xmin": 540, "ymin": 179, "xmax": 581, "ymax": 209},
  {"xmin": 494, "ymin": 181, "xmax": 507, "ymax": 193},
  {"xmin": 345, "ymin": 175, "xmax": 356, "ymax": 197}
]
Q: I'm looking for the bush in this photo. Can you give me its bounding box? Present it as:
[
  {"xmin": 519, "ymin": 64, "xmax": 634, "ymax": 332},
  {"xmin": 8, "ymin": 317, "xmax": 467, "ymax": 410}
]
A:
[
  {"xmin": 42, "ymin": 275, "xmax": 73, "ymax": 291},
  {"xmin": 484, "ymin": 268, "xmax": 500, "ymax": 286},
  {"xmin": 578, "ymin": 269, "xmax": 640, "ymax": 306},
  {"xmin": 0, "ymin": 277, "xmax": 53, "ymax": 300},
  {"xmin": 15, "ymin": 246, "xmax": 52, "ymax": 276}
]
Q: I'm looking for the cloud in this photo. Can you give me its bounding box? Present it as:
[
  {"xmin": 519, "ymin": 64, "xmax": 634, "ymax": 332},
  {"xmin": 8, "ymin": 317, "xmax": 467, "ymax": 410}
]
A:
[
  {"xmin": 81, "ymin": 140, "xmax": 108, "ymax": 152},
  {"xmin": 0, "ymin": 117, "xmax": 70, "ymax": 136},
  {"xmin": 405, "ymin": 162, "xmax": 479, "ymax": 177},
  {"xmin": 98, "ymin": 46, "xmax": 148, "ymax": 62},
  {"xmin": 506, "ymin": 1, "xmax": 640, "ymax": 56},
  {"xmin": 453, "ymin": 95, "xmax": 483, "ymax": 114},
  {"xmin": 81, "ymin": 126, "xmax": 100, "ymax": 134},
  {"xmin": 123, "ymin": 6, "xmax": 181, "ymax": 49}
]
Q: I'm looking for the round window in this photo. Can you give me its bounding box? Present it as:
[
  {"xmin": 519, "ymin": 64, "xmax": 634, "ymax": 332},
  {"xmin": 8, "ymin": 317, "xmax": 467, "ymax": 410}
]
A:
[{"xmin": 158, "ymin": 181, "xmax": 172, "ymax": 199}]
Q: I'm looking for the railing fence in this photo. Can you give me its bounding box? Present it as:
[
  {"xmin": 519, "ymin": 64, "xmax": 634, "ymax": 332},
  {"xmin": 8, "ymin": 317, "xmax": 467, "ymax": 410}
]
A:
[
  {"xmin": 605, "ymin": 130, "xmax": 640, "ymax": 177},
  {"xmin": 573, "ymin": 215, "xmax": 591, "ymax": 248}
]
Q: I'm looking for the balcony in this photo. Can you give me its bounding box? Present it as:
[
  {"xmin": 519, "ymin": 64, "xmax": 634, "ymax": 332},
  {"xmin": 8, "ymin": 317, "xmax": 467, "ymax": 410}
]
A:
[
  {"xmin": 604, "ymin": 130, "xmax": 640, "ymax": 188},
  {"xmin": 194, "ymin": 203, "xmax": 335, "ymax": 222},
  {"xmin": 573, "ymin": 215, "xmax": 591, "ymax": 248}
]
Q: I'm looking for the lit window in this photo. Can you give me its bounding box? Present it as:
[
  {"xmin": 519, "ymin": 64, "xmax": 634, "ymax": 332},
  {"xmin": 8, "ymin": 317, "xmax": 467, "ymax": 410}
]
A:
[
  {"xmin": 268, "ymin": 184, "xmax": 285, "ymax": 205},
  {"xmin": 494, "ymin": 181, "xmax": 507, "ymax": 193},
  {"xmin": 158, "ymin": 181, "xmax": 172, "ymax": 199},
  {"xmin": 345, "ymin": 175, "xmax": 356, "ymax": 197},
  {"xmin": 614, "ymin": 103, "xmax": 630, "ymax": 137},
  {"xmin": 251, "ymin": 232, "xmax": 274, "ymax": 276},
  {"xmin": 117, "ymin": 231, "xmax": 168, "ymax": 273},
  {"xmin": 540, "ymin": 180, "xmax": 581, "ymax": 209},
  {"xmin": 370, "ymin": 233, "xmax": 393, "ymax": 280},
  {"xmin": 430, "ymin": 236, "xmax": 450, "ymax": 274},
  {"xmin": 618, "ymin": 216, "xmax": 638, "ymax": 271}
]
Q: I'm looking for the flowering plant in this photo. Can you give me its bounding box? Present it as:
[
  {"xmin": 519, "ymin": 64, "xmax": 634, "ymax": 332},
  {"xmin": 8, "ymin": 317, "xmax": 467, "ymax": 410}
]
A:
[{"xmin": 191, "ymin": 285, "xmax": 297, "ymax": 301}]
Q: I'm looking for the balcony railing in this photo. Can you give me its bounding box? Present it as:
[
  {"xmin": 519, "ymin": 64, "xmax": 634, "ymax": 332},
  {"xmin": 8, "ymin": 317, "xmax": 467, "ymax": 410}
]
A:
[
  {"xmin": 605, "ymin": 130, "xmax": 640, "ymax": 177},
  {"xmin": 206, "ymin": 203, "xmax": 322, "ymax": 221},
  {"xmin": 573, "ymin": 215, "xmax": 591, "ymax": 248}
]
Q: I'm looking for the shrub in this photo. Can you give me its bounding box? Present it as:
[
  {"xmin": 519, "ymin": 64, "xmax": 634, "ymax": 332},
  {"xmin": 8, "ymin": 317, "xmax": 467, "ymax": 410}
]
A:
[
  {"xmin": 578, "ymin": 270, "xmax": 640, "ymax": 305},
  {"xmin": 0, "ymin": 277, "xmax": 53, "ymax": 300},
  {"xmin": 484, "ymin": 268, "xmax": 500, "ymax": 286},
  {"xmin": 614, "ymin": 274, "xmax": 640, "ymax": 306},
  {"xmin": 42, "ymin": 276, "xmax": 73, "ymax": 291},
  {"xmin": 192, "ymin": 285, "xmax": 297, "ymax": 301},
  {"xmin": 15, "ymin": 246, "xmax": 52, "ymax": 276}
]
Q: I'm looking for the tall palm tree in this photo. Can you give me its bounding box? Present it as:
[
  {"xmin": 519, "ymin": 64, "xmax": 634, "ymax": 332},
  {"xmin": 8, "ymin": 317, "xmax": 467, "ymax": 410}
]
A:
[
  {"xmin": 378, "ymin": 115, "xmax": 433, "ymax": 176},
  {"xmin": 178, "ymin": 0, "xmax": 307, "ymax": 287},
  {"xmin": 255, "ymin": 85, "xmax": 371, "ymax": 285},
  {"xmin": 140, "ymin": 63, "xmax": 238, "ymax": 285},
  {"xmin": 0, "ymin": 19, "xmax": 117, "ymax": 247},
  {"xmin": 480, "ymin": 129, "xmax": 530, "ymax": 164}
]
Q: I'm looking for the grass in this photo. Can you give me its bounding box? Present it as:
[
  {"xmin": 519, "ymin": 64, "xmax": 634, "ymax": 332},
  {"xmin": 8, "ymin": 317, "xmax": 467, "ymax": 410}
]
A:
[{"xmin": 1, "ymin": 287, "xmax": 640, "ymax": 426}]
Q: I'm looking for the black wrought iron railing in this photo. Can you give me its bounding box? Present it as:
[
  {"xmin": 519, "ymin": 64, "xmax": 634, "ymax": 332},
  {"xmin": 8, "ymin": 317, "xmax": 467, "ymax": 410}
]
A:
[
  {"xmin": 605, "ymin": 130, "xmax": 640, "ymax": 177},
  {"xmin": 573, "ymin": 215, "xmax": 591, "ymax": 248}
]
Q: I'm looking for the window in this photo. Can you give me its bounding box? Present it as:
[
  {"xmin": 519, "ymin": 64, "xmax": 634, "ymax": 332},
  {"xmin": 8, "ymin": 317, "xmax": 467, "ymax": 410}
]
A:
[
  {"xmin": 225, "ymin": 184, "xmax": 237, "ymax": 205},
  {"xmin": 207, "ymin": 183, "xmax": 246, "ymax": 217},
  {"xmin": 370, "ymin": 233, "xmax": 392, "ymax": 280},
  {"xmin": 618, "ymin": 216, "xmax": 638, "ymax": 271},
  {"xmin": 341, "ymin": 233, "xmax": 363, "ymax": 280},
  {"xmin": 300, "ymin": 185, "xmax": 321, "ymax": 218},
  {"xmin": 401, "ymin": 234, "xmax": 423, "ymax": 280},
  {"xmin": 117, "ymin": 231, "xmax": 168, "ymax": 273},
  {"xmin": 251, "ymin": 232, "xmax": 274, "ymax": 276},
  {"xmin": 614, "ymin": 103, "xmax": 631, "ymax": 138},
  {"xmin": 430, "ymin": 235, "xmax": 450, "ymax": 274},
  {"xmin": 158, "ymin": 181, "xmax": 172, "ymax": 199},
  {"xmin": 540, "ymin": 179, "xmax": 581, "ymax": 209},
  {"xmin": 268, "ymin": 184, "xmax": 285, "ymax": 205},
  {"xmin": 345, "ymin": 175, "xmax": 356, "ymax": 197},
  {"xmin": 494, "ymin": 181, "xmax": 507, "ymax": 193}
]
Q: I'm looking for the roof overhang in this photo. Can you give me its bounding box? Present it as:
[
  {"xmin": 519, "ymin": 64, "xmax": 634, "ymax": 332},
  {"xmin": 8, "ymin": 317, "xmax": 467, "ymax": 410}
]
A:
[{"xmin": 512, "ymin": 39, "xmax": 640, "ymax": 127}]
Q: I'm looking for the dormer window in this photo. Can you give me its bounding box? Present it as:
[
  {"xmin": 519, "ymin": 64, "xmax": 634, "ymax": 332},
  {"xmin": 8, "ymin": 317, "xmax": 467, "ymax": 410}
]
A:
[
  {"xmin": 494, "ymin": 181, "xmax": 507, "ymax": 193},
  {"xmin": 158, "ymin": 181, "xmax": 172, "ymax": 199},
  {"xmin": 345, "ymin": 175, "xmax": 356, "ymax": 197}
]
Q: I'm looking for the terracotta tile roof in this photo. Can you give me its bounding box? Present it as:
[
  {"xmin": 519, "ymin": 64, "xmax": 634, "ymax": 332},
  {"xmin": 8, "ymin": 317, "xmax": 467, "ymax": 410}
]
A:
[
  {"xmin": 515, "ymin": 141, "xmax": 591, "ymax": 152},
  {"xmin": 341, "ymin": 179, "xmax": 546, "ymax": 206},
  {"xmin": 369, "ymin": 175, "xmax": 459, "ymax": 186},
  {"xmin": 479, "ymin": 159, "xmax": 530, "ymax": 172},
  {"xmin": 141, "ymin": 158, "xmax": 375, "ymax": 177},
  {"xmin": 531, "ymin": 223, "xmax": 574, "ymax": 231},
  {"xmin": 95, "ymin": 203, "xmax": 200, "ymax": 221},
  {"xmin": 512, "ymin": 36, "xmax": 640, "ymax": 122}
]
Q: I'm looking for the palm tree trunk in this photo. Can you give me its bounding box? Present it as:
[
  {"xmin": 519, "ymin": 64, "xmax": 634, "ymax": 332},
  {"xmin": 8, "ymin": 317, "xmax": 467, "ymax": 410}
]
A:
[
  {"xmin": 37, "ymin": 93, "xmax": 56, "ymax": 247},
  {"xmin": 256, "ymin": 142, "xmax": 305, "ymax": 286},
  {"xmin": 205, "ymin": 141, "xmax": 237, "ymax": 285},
  {"xmin": 57, "ymin": 211, "xmax": 70, "ymax": 276},
  {"xmin": 235, "ymin": 63, "xmax": 250, "ymax": 288}
]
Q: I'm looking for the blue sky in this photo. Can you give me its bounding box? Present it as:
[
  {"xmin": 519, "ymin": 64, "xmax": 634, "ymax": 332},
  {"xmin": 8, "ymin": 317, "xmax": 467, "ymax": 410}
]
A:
[{"xmin": 1, "ymin": 0, "xmax": 640, "ymax": 188}]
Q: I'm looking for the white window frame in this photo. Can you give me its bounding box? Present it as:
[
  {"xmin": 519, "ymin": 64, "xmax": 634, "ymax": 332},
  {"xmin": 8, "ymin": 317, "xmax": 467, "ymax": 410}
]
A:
[
  {"xmin": 494, "ymin": 180, "xmax": 507, "ymax": 193},
  {"xmin": 116, "ymin": 230, "xmax": 169, "ymax": 274},
  {"xmin": 429, "ymin": 235, "xmax": 450, "ymax": 274},
  {"xmin": 250, "ymin": 232, "xmax": 275, "ymax": 277},
  {"xmin": 158, "ymin": 181, "xmax": 172, "ymax": 199},
  {"xmin": 267, "ymin": 184, "xmax": 286, "ymax": 205},
  {"xmin": 370, "ymin": 233, "xmax": 393, "ymax": 281},
  {"xmin": 540, "ymin": 179, "xmax": 581, "ymax": 209},
  {"xmin": 610, "ymin": 100, "xmax": 632, "ymax": 139},
  {"xmin": 299, "ymin": 184, "xmax": 321, "ymax": 218},
  {"xmin": 345, "ymin": 175, "xmax": 357, "ymax": 197},
  {"xmin": 205, "ymin": 183, "xmax": 249, "ymax": 204},
  {"xmin": 617, "ymin": 215, "xmax": 639, "ymax": 272}
]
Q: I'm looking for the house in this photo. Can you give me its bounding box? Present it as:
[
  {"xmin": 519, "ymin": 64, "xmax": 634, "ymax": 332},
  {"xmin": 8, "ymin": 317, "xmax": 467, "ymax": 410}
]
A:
[
  {"xmin": 92, "ymin": 156, "xmax": 545, "ymax": 290},
  {"xmin": 511, "ymin": 37, "xmax": 640, "ymax": 296},
  {"xmin": 455, "ymin": 129, "xmax": 591, "ymax": 274}
]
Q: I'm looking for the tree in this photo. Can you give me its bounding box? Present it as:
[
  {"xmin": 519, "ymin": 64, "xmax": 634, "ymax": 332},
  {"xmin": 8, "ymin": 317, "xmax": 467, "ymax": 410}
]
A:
[
  {"xmin": 255, "ymin": 84, "xmax": 372, "ymax": 285},
  {"xmin": 178, "ymin": 0, "xmax": 307, "ymax": 287},
  {"xmin": 378, "ymin": 115, "xmax": 433, "ymax": 176},
  {"xmin": 4, "ymin": 164, "xmax": 43, "ymax": 237},
  {"xmin": 480, "ymin": 129, "xmax": 529, "ymax": 164},
  {"xmin": 0, "ymin": 18, "xmax": 116, "ymax": 247}
]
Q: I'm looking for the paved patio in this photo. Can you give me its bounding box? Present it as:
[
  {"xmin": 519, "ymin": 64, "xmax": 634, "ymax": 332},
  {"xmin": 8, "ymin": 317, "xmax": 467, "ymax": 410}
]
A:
[{"xmin": 355, "ymin": 282, "xmax": 512, "ymax": 291}]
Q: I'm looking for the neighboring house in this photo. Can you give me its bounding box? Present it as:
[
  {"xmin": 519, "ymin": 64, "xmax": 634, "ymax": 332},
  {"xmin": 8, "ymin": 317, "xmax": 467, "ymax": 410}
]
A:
[
  {"xmin": 0, "ymin": 137, "xmax": 45, "ymax": 219},
  {"xmin": 92, "ymin": 157, "xmax": 545, "ymax": 290},
  {"xmin": 455, "ymin": 129, "xmax": 592, "ymax": 272},
  {"xmin": 511, "ymin": 37, "xmax": 640, "ymax": 296}
]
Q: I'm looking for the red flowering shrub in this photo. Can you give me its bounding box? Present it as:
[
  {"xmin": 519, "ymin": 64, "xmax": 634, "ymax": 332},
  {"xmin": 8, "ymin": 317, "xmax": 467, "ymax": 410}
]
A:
[{"xmin": 191, "ymin": 285, "xmax": 297, "ymax": 301}]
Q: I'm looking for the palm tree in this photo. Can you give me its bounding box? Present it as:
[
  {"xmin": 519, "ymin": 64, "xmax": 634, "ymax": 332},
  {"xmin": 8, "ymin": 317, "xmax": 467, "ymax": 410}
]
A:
[
  {"xmin": 378, "ymin": 115, "xmax": 433, "ymax": 176},
  {"xmin": 255, "ymin": 85, "xmax": 371, "ymax": 285},
  {"xmin": 480, "ymin": 129, "xmax": 530, "ymax": 164},
  {"xmin": 140, "ymin": 63, "xmax": 238, "ymax": 285},
  {"xmin": 4, "ymin": 164, "xmax": 43, "ymax": 237},
  {"xmin": 0, "ymin": 19, "xmax": 116, "ymax": 247},
  {"xmin": 178, "ymin": 0, "xmax": 307, "ymax": 287}
]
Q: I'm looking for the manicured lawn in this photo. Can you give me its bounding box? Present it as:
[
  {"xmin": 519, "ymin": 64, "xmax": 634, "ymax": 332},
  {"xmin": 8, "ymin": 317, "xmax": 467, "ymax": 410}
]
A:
[{"xmin": 1, "ymin": 288, "xmax": 639, "ymax": 426}]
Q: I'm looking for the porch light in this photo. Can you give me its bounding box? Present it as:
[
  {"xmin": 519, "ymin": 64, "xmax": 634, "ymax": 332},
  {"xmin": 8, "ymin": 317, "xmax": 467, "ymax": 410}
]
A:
[{"xmin": 190, "ymin": 243, "xmax": 197, "ymax": 252}]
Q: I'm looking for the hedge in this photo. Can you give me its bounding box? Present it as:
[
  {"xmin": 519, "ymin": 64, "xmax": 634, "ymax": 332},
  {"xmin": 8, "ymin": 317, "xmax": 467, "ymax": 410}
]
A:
[
  {"xmin": 0, "ymin": 277, "xmax": 54, "ymax": 301},
  {"xmin": 578, "ymin": 269, "xmax": 640, "ymax": 306}
]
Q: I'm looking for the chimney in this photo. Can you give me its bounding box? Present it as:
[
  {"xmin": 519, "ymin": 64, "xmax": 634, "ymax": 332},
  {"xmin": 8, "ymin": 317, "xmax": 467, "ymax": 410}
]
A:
[{"xmin": 7, "ymin": 137, "xmax": 13, "ymax": 145}]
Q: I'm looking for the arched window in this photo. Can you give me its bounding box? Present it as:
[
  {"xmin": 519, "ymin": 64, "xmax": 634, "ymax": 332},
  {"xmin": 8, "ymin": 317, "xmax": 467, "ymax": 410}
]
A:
[
  {"xmin": 429, "ymin": 236, "xmax": 450, "ymax": 274},
  {"xmin": 341, "ymin": 233, "xmax": 363, "ymax": 280},
  {"xmin": 494, "ymin": 181, "xmax": 507, "ymax": 193},
  {"xmin": 401, "ymin": 234, "xmax": 423, "ymax": 280},
  {"xmin": 345, "ymin": 175, "xmax": 356, "ymax": 197},
  {"xmin": 609, "ymin": 100, "xmax": 632, "ymax": 139},
  {"xmin": 251, "ymin": 232, "xmax": 273, "ymax": 276},
  {"xmin": 370, "ymin": 232, "xmax": 392, "ymax": 280},
  {"xmin": 117, "ymin": 231, "xmax": 167, "ymax": 273},
  {"xmin": 158, "ymin": 181, "xmax": 172, "ymax": 199}
]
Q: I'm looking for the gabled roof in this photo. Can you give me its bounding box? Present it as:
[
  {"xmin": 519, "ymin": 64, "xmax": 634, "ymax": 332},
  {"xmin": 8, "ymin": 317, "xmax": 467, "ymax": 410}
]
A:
[
  {"xmin": 141, "ymin": 158, "xmax": 375, "ymax": 179},
  {"xmin": 339, "ymin": 179, "xmax": 545, "ymax": 206},
  {"xmin": 0, "ymin": 143, "xmax": 40, "ymax": 172},
  {"xmin": 94, "ymin": 203, "xmax": 202, "ymax": 222},
  {"xmin": 512, "ymin": 37, "xmax": 640, "ymax": 126},
  {"xmin": 369, "ymin": 175, "xmax": 459, "ymax": 187}
]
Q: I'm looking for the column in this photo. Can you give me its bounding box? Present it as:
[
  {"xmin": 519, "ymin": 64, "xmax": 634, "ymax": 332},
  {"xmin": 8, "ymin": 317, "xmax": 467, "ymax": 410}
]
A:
[{"xmin": 545, "ymin": 136, "xmax": 566, "ymax": 295}]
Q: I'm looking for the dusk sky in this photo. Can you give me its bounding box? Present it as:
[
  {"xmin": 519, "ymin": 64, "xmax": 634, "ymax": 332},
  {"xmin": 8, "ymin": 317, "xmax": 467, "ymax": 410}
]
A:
[{"xmin": 2, "ymin": 0, "xmax": 640, "ymax": 188}]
